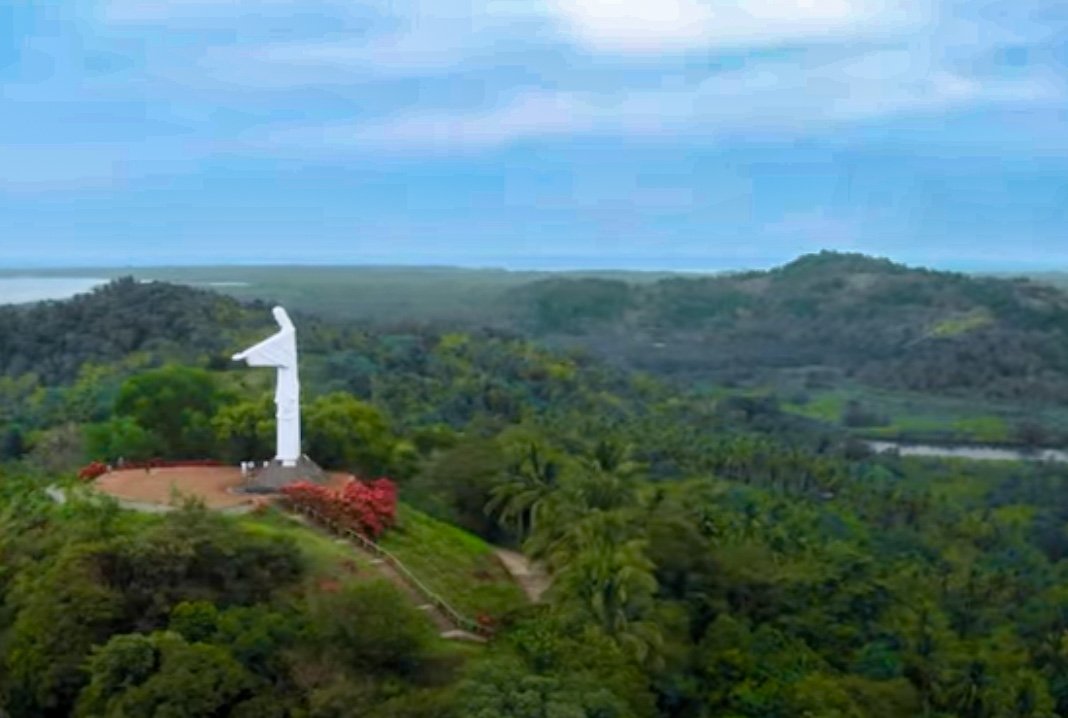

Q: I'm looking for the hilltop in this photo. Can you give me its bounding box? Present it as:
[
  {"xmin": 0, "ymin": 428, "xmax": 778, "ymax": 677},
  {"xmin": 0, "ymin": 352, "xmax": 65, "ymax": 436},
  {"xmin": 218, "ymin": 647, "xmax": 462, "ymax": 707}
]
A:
[
  {"xmin": 505, "ymin": 252, "xmax": 1068, "ymax": 403},
  {"xmin": 0, "ymin": 278, "xmax": 275, "ymax": 383}
]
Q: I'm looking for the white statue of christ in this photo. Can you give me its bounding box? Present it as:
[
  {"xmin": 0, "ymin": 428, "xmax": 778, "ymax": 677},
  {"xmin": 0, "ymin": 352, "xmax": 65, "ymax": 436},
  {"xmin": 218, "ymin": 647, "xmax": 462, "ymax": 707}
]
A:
[{"xmin": 233, "ymin": 307, "xmax": 301, "ymax": 467}]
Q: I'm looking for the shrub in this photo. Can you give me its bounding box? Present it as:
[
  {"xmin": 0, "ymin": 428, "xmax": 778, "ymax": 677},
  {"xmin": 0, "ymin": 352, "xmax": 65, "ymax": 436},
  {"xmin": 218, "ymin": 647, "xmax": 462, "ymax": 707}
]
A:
[
  {"xmin": 78, "ymin": 461, "xmax": 109, "ymax": 481},
  {"xmin": 282, "ymin": 477, "xmax": 397, "ymax": 539}
]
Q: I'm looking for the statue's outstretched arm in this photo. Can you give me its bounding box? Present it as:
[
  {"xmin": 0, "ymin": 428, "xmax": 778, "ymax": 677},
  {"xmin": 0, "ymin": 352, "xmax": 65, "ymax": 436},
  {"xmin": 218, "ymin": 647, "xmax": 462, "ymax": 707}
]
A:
[{"xmin": 233, "ymin": 306, "xmax": 296, "ymax": 368}]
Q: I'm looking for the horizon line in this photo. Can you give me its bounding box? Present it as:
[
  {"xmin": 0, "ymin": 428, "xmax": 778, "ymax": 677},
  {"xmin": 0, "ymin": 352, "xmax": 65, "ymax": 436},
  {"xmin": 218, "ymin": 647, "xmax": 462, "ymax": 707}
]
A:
[{"xmin": 1, "ymin": 252, "xmax": 1066, "ymax": 275}]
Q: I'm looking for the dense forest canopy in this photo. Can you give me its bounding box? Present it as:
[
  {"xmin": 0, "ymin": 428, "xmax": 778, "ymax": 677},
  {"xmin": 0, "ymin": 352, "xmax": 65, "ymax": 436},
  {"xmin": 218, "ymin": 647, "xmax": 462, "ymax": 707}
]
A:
[
  {"xmin": 20, "ymin": 254, "xmax": 1068, "ymax": 405},
  {"xmin": 505, "ymin": 252, "xmax": 1068, "ymax": 402},
  {"xmin": 3, "ymin": 264, "xmax": 1068, "ymax": 717},
  {"xmin": 24, "ymin": 254, "xmax": 1068, "ymax": 446},
  {"xmin": 0, "ymin": 278, "xmax": 277, "ymax": 384}
]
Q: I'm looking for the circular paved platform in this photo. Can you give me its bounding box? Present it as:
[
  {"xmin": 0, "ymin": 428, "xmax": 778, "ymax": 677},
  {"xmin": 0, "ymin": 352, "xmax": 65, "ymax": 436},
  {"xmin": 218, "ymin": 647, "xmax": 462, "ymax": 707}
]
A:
[
  {"xmin": 94, "ymin": 466, "xmax": 255, "ymax": 510},
  {"xmin": 93, "ymin": 466, "xmax": 353, "ymax": 511}
]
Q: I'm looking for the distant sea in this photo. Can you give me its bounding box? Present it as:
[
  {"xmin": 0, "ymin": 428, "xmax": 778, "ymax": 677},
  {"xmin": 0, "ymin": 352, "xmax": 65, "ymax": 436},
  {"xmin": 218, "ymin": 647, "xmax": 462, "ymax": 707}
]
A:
[{"xmin": 0, "ymin": 277, "xmax": 107, "ymax": 305}]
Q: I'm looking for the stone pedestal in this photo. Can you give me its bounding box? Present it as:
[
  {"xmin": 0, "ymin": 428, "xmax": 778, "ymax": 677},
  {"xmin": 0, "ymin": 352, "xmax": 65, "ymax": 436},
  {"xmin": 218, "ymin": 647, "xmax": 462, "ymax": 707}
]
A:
[{"xmin": 242, "ymin": 455, "xmax": 327, "ymax": 493}]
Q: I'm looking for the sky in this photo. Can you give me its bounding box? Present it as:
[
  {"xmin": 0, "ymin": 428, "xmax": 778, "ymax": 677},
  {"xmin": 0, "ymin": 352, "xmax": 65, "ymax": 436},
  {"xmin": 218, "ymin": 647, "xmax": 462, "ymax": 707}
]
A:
[{"xmin": 1, "ymin": 0, "xmax": 1066, "ymax": 271}]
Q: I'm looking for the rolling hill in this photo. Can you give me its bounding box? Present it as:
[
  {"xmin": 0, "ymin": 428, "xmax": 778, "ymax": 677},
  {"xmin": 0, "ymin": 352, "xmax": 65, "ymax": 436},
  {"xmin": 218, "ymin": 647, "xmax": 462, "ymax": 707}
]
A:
[{"xmin": 505, "ymin": 252, "xmax": 1068, "ymax": 404}]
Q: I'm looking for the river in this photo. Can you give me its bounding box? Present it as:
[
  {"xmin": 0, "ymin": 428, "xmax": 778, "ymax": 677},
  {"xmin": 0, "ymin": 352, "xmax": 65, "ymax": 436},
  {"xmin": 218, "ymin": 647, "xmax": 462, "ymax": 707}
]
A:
[{"xmin": 866, "ymin": 440, "xmax": 1068, "ymax": 464}]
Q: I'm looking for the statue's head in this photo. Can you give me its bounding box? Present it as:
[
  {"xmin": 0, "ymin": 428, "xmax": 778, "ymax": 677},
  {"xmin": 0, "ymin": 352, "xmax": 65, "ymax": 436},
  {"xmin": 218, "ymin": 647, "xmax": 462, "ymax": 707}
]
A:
[{"xmin": 272, "ymin": 306, "xmax": 295, "ymax": 332}]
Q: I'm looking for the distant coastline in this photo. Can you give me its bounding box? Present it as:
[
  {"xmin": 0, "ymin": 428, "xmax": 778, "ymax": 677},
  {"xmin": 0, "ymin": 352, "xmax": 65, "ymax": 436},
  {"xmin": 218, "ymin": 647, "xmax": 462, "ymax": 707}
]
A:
[{"xmin": 0, "ymin": 277, "xmax": 107, "ymax": 305}]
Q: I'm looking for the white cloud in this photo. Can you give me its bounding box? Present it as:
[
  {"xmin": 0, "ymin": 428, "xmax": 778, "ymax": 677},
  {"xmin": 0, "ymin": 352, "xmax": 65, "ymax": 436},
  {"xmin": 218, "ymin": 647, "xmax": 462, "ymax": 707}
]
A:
[
  {"xmin": 103, "ymin": 0, "xmax": 921, "ymax": 81},
  {"xmin": 245, "ymin": 32, "xmax": 474, "ymax": 77},
  {"xmin": 545, "ymin": 0, "xmax": 717, "ymax": 53},
  {"xmin": 88, "ymin": 0, "xmax": 1065, "ymax": 162},
  {"xmin": 247, "ymin": 44, "xmax": 1062, "ymax": 155},
  {"xmin": 257, "ymin": 92, "xmax": 600, "ymax": 152},
  {"xmin": 814, "ymin": 50, "xmax": 1062, "ymax": 120},
  {"xmin": 546, "ymin": 0, "xmax": 919, "ymax": 53}
]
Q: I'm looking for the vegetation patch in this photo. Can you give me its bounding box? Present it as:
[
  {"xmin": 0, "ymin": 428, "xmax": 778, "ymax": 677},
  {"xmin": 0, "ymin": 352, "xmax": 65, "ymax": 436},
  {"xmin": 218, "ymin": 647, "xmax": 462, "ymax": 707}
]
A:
[
  {"xmin": 928, "ymin": 309, "xmax": 994, "ymax": 338},
  {"xmin": 239, "ymin": 507, "xmax": 375, "ymax": 584},
  {"xmin": 378, "ymin": 504, "xmax": 528, "ymax": 620}
]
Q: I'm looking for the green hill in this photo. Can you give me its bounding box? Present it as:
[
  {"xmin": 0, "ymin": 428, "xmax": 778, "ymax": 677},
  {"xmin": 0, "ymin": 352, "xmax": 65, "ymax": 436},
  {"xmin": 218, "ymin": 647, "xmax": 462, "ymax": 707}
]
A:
[
  {"xmin": 505, "ymin": 252, "xmax": 1068, "ymax": 403},
  {"xmin": 9, "ymin": 271, "xmax": 1068, "ymax": 716}
]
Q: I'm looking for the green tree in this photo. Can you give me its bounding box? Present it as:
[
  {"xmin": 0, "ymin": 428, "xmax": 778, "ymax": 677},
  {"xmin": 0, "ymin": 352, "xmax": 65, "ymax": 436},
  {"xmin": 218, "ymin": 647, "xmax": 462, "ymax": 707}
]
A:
[
  {"xmin": 547, "ymin": 512, "xmax": 661, "ymax": 665},
  {"xmin": 411, "ymin": 436, "xmax": 509, "ymax": 540},
  {"xmin": 114, "ymin": 366, "xmax": 226, "ymax": 458},
  {"xmin": 308, "ymin": 580, "xmax": 434, "ymax": 675},
  {"xmin": 304, "ymin": 393, "xmax": 400, "ymax": 475},
  {"xmin": 76, "ymin": 632, "xmax": 258, "ymax": 718},
  {"xmin": 487, "ymin": 437, "xmax": 565, "ymax": 539},
  {"xmin": 458, "ymin": 657, "xmax": 633, "ymax": 718},
  {"xmin": 1, "ymin": 425, "xmax": 25, "ymax": 461},
  {"xmin": 25, "ymin": 422, "xmax": 86, "ymax": 474},
  {"xmin": 212, "ymin": 395, "xmax": 275, "ymax": 463},
  {"xmin": 84, "ymin": 416, "xmax": 160, "ymax": 462},
  {"xmin": 1, "ymin": 548, "xmax": 125, "ymax": 716}
]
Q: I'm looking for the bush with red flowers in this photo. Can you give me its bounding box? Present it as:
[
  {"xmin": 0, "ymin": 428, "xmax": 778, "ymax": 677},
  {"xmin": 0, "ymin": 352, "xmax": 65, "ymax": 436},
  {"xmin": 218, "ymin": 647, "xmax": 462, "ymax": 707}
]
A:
[
  {"xmin": 282, "ymin": 477, "xmax": 397, "ymax": 539},
  {"xmin": 78, "ymin": 461, "xmax": 109, "ymax": 481}
]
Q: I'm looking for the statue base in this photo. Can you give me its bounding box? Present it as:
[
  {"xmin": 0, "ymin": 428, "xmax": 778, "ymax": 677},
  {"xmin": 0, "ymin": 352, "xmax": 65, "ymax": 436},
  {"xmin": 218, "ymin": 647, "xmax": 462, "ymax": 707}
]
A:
[{"xmin": 241, "ymin": 455, "xmax": 328, "ymax": 494}]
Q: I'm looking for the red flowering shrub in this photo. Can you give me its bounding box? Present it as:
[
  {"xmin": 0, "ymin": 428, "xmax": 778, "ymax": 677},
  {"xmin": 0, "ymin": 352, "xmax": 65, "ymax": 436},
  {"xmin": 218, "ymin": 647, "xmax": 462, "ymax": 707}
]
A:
[
  {"xmin": 78, "ymin": 461, "xmax": 109, "ymax": 481},
  {"xmin": 282, "ymin": 477, "xmax": 397, "ymax": 539}
]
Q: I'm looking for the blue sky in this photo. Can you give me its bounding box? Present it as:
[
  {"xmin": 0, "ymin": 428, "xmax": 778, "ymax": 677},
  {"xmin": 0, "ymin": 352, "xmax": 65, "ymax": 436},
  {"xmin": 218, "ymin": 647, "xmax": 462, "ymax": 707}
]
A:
[{"xmin": 1, "ymin": 0, "xmax": 1066, "ymax": 270}]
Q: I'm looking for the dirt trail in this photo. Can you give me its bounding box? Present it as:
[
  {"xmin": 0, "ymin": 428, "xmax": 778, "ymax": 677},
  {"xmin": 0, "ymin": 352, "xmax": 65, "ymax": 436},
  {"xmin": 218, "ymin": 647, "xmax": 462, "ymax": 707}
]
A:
[{"xmin": 494, "ymin": 548, "xmax": 551, "ymax": 603}]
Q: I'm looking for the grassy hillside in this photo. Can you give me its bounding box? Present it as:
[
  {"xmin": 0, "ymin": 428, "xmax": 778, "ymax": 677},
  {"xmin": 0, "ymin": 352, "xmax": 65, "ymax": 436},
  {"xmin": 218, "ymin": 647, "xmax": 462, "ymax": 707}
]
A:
[
  {"xmin": 244, "ymin": 504, "xmax": 526, "ymax": 622},
  {"xmin": 379, "ymin": 505, "xmax": 527, "ymax": 618}
]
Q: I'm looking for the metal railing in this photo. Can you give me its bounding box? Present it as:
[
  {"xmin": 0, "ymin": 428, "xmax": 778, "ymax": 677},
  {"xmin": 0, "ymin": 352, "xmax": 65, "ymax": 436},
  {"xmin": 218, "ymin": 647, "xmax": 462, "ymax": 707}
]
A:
[{"xmin": 287, "ymin": 503, "xmax": 492, "ymax": 638}]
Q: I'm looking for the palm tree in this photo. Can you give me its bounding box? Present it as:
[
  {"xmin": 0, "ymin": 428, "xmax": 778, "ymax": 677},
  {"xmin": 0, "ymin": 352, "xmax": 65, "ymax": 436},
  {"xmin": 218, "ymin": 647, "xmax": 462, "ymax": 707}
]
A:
[
  {"xmin": 485, "ymin": 441, "xmax": 561, "ymax": 539},
  {"xmin": 944, "ymin": 658, "xmax": 993, "ymax": 718},
  {"xmin": 551, "ymin": 514, "xmax": 662, "ymax": 665},
  {"xmin": 586, "ymin": 438, "xmax": 642, "ymax": 479}
]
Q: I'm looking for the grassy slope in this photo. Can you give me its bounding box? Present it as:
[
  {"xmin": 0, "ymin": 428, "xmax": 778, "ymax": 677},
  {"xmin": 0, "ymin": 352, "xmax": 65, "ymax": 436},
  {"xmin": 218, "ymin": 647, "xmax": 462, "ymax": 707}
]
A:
[
  {"xmin": 238, "ymin": 508, "xmax": 490, "ymax": 663},
  {"xmin": 379, "ymin": 504, "xmax": 527, "ymax": 620},
  {"xmin": 243, "ymin": 504, "xmax": 527, "ymax": 622},
  {"xmin": 239, "ymin": 507, "xmax": 375, "ymax": 586}
]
